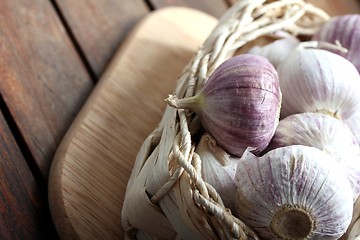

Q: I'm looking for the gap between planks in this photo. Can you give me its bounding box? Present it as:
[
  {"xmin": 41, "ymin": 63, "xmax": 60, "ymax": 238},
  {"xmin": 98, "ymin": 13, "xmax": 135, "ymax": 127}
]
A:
[{"xmin": 50, "ymin": 0, "xmax": 98, "ymax": 83}]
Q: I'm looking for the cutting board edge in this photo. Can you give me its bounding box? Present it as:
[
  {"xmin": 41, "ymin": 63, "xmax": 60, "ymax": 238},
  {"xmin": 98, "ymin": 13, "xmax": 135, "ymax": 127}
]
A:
[{"xmin": 47, "ymin": 6, "xmax": 219, "ymax": 239}]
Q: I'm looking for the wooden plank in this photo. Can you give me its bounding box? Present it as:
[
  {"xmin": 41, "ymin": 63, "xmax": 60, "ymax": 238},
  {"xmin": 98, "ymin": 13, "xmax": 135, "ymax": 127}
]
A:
[
  {"xmin": 227, "ymin": 0, "xmax": 360, "ymax": 16},
  {"xmin": 54, "ymin": 0, "xmax": 149, "ymax": 76},
  {"xmin": 306, "ymin": 0, "xmax": 360, "ymax": 16},
  {"xmin": 0, "ymin": 0, "xmax": 93, "ymax": 180},
  {"xmin": 0, "ymin": 110, "xmax": 58, "ymax": 239},
  {"xmin": 149, "ymin": 0, "xmax": 229, "ymax": 18}
]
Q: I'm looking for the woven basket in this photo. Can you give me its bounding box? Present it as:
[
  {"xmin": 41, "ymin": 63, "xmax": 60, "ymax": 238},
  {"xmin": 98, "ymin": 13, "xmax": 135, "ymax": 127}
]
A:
[{"xmin": 121, "ymin": 0, "xmax": 360, "ymax": 239}]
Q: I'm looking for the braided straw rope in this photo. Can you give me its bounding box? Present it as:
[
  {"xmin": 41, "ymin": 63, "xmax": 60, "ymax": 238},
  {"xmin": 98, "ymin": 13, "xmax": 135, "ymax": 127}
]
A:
[{"xmin": 122, "ymin": 1, "xmax": 331, "ymax": 239}]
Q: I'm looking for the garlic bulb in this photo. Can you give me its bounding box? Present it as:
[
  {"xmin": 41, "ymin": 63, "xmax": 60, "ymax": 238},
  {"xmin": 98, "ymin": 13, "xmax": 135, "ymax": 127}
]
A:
[
  {"xmin": 277, "ymin": 41, "xmax": 360, "ymax": 120},
  {"xmin": 195, "ymin": 133, "xmax": 238, "ymax": 212},
  {"xmin": 166, "ymin": 54, "xmax": 282, "ymax": 156},
  {"xmin": 235, "ymin": 145, "xmax": 353, "ymax": 240},
  {"xmin": 312, "ymin": 14, "xmax": 360, "ymax": 73},
  {"xmin": 345, "ymin": 196, "xmax": 360, "ymax": 240},
  {"xmin": 345, "ymin": 110, "xmax": 360, "ymax": 146},
  {"xmin": 266, "ymin": 112, "xmax": 360, "ymax": 200},
  {"xmin": 248, "ymin": 31, "xmax": 300, "ymax": 68}
]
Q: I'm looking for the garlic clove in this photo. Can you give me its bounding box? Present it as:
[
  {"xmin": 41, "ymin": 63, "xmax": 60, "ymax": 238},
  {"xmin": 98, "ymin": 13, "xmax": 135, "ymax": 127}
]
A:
[
  {"xmin": 235, "ymin": 145, "xmax": 353, "ymax": 240},
  {"xmin": 195, "ymin": 133, "xmax": 238, "ymax": 213},
  {"xmin": 166, "ymin": 54, "xmax": 282, "ymax": 157},
  {"xmin": 277, "ymin": 42, "xmax": 360, "ymax": 120},
  {"xmin": 265, "ymin": 112, "xmax": 360, "ymax": 200},
  {"xmin": 312, "ymin": 14, "xmax": 360, "ymax": 73},
  {"xmin": 248, "ymin": 31, "xmax": 300, "ymax": 68}
]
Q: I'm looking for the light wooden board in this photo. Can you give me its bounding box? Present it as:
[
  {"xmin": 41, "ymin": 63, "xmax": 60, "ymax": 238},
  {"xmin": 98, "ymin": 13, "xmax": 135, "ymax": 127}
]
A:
[{"xmin": 48, "ymin": 7, "xmax": 217, "ymax": 239}]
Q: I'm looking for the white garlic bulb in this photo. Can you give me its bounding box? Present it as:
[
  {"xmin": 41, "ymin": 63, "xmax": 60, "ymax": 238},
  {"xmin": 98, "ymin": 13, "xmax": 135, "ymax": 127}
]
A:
[
  {"xmin": 345, "ymin": 110, "xmax": 360, "ymax": 146},
  {"xmin": 266, "ymin": 112, "xmax": 360, "ymax": 200},
  {"xmin": 195, "ymin": 133, "xmax": 238, "ymax": 212},
  {"xmin": 235, "ymin": 145, "xmax": 353, "ymax": 240},
  {"xmin": 346, "ymin": 196, "xmax": 360, "ymax": 240},
  {"xmin": 248, "ymin": 31, "xmax": 300, "ymax": 68},
  {"xmin": 277, "ymin": 41, "xmax": 360, "ymax": 120}
]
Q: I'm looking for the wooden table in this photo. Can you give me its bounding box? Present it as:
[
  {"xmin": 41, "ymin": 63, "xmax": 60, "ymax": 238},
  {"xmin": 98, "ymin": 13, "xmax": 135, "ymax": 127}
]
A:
[{"xmin": 0, "ymin": 0, "xmax": 359, "ymax": 239}]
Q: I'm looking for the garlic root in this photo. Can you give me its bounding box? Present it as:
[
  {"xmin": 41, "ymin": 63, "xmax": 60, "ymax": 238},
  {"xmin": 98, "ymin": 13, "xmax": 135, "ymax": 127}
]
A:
[{"xmin": 270, "ymin": 205, "xmax": 315, "ymax": 240}]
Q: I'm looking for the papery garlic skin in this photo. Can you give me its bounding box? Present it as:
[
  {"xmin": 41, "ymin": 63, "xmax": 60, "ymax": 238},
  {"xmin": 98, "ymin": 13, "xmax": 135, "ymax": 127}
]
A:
[
  {"xmin": 312, "ymin": 14, "xmax": 360, "ymax": 73},
  {"xmin": 345, "ymin": 197, "xmax": 360, "ymax": 240},
  {"xmin": 166, "ymin": 54, "xmax": 282, "ymax": 157},
  {"xmin": 195, "ymin": 133, "xmax": 238, "ymax": 212},
  {"xmin": 277, "ymin": 44, "xmax": 360, "ymax": 120},
  {"xmin": 345, "ymin": 110, "xmax": 360, "ymax": 146},
  {"xmin": 266, "ymin": 112, "xmax": 360, "ymax": 200},
  {"xmin": 235, "ymin": 145, "xmax": 353, "ymax": 240},
  {"xmin": 248, "ymin": 31, "xmax": 300, "ymax": 68}
]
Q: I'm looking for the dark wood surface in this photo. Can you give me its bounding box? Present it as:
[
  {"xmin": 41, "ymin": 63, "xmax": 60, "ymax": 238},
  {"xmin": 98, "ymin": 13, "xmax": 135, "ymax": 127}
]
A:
[
  {"xmin": 0, "ymin": 109, "xmax": 57, "ymax": 239},
  {"xmin": 149, "ymin": 0, "xmax": 228, "ymax": 17},
  {"xmin": 0, "ymin": 0, "xmax": 358, "ymax": 239},
  {"xmin": 54, "ymin": 0, "xmax": 149, "ymax": 77},
  {"xmin": 0, "ymin": 0, "xmax": 93, "ymax": 181}
]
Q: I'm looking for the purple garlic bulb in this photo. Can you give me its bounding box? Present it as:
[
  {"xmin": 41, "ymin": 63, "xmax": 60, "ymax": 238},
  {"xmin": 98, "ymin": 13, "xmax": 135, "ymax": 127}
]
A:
[
  {"xmin": 166, "ymin": 54, "xmax": 281, "ymax": 157},
  {"xmin": 312, "ymin": 14, "xmax": 360, "ymax": 73}
]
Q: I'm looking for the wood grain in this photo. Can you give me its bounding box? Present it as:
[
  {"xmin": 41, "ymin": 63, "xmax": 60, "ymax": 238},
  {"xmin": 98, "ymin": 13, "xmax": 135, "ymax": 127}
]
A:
[
  {"xmin": 55, "ymin": 0, "xmax": 149, "ymax": 77},
  {"xmin": 227, "ymin": 0, "xmax": 360, "ymax": 16},
  {"xmin": 48, "ymin": 7, "xmax": 217, "ymax": 239},
  {"xmin": 0, "ymin": 0, "xmax": 93, "ymax": 180},
  {"xmin": 0, "ymin": 110, "xmax": 57, "ymax": 239},
  {"xmin": 149, "ymin": 0, "xmax": 229, "ymax": 18},
  {"xmin": 306, "ymin": 0, "xmax": 360, "ymax": 16}
]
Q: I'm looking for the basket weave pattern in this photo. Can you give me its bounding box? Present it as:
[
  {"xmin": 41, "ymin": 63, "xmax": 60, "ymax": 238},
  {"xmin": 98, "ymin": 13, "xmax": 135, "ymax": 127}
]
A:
[{"xmin": 122, "ymin": 1, "xmax": 359, "ymax": 239}]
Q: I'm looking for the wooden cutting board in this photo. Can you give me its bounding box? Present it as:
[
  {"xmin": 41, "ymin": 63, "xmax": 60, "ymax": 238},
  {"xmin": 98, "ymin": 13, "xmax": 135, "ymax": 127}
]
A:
[{"xmin": 48, "ymin": 7, "xmax": 217, "ymax": 240}]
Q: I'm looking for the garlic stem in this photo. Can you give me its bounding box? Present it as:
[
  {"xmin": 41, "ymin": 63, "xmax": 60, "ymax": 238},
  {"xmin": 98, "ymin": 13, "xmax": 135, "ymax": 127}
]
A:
[
  {"xmin": 297, "ymin": 40, "xmax": 348, "ymax": 54},
  {"xmin": 165, "ymin": 94, "xmax": 204, "ymax": 113}
]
